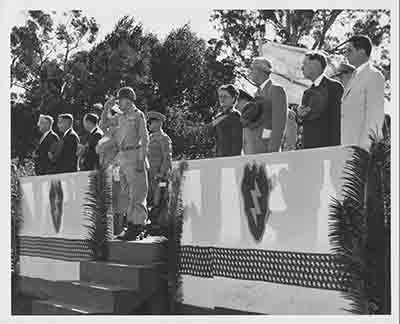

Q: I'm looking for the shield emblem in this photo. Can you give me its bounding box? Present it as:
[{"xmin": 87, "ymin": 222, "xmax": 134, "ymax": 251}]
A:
[
  {"xmin": 49, "ymin": 180, "xmax": 64, "ymax": 233},
  {"xmin": 241, "ymin": 163, "xmax": 272, "ymax": 242}
]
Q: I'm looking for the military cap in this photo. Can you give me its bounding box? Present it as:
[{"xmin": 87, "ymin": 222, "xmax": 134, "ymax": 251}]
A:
[
  {"xmin": 147, "ymin": 111, "xmax": 166, "ymax": 123},
  {"xmin": 240, "ymin": 101, "xmax": 263, "ymax": 128},
  {"xmin": 58, "ymin": 113, "xmax": 74, "ymax": 122},
  {"xmin": 116, "ymin": 86, "xmax": 136, "ymax": 102},
  {"xmin": 84, "ymin": 113, "xmax": 99, "ymax": 124}
]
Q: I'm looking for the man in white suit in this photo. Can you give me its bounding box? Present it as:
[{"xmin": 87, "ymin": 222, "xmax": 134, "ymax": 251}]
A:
[{"xmin": 341, "ymin": 35, "xmax": 385, "ymax": 149}]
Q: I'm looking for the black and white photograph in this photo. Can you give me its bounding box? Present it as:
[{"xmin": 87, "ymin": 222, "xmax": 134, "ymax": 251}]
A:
[{"xmin": 2, "ymin": 1, "xmax": 398, "ymax": 322}]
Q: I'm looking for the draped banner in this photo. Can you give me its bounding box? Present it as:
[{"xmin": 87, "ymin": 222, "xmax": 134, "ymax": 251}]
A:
[
  {"xmin": 18, "ymin": 171, "xmax": 94, "ymax": 281},
  {"xmin": 178, "ymin": 146, "xmax": 353, "ymax": 314}
]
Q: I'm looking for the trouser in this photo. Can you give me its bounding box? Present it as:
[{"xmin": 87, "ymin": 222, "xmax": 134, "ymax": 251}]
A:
[
  {"xmin": 148, "ymin": 169, "xmax": 169, "ymax": 226},
  {"xmin": 118, "ymin": 150, "xmax": 148, "ymax": 225}
]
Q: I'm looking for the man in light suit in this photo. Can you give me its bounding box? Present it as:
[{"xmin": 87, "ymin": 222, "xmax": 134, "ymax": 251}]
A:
[
  {"xmin": 341, "ymin": 35, "xmax": 385, "ymax": 148},
  {"xmin": 249, "ymin": 57, "xmax": 287, "ymax": 153}
]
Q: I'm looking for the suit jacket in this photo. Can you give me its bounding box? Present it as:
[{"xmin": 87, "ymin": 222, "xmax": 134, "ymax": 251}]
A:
[
  {"xmin": 34, "ymin": 131, "xmax": 59, "ymax": 175},
  {"xmin": 341, "ymin": 62, "xmax": 385, "ymax": 148},
  {"xmin": 55, "ymin": 128, "xmax": 80, "ymax": 173},
  {"xmin": 80, "ymin": 127, "xmax": 104, "ymax": 171},
  {"xmin": 253, "ymin": 79, "xmax": 288, "ymax": 153},
  {"xmin": 301, "ymin": 76, "xmax": 343, "ymax": 149},
  {"xmin": 209, "ymin": 109, "xmax": 242, "ymax": 157}
]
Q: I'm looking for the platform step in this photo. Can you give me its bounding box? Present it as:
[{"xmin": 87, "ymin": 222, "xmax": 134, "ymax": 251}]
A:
[
  {"xmin": 53, "ymin": 280, "xmax": 143, "ymax": 314},
  {"xmin": 107, "ymin": 236, "xmax": 167, "ymax": 265},
  {"xmin": 32, "ymin": 299, "xmax": 109, "ymax": 315},
  {"xmin": 80, "ymin": 261, "xmax": 159, "ymax": 292}
]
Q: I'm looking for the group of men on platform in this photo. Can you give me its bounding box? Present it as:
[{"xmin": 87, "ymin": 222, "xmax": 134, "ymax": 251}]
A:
[
  {"xmin": 33, "ymin": 34, "xmax": 386, "ymax": 241},
  {"xmin": 34, "ymin": 87, "xmax": 172, "ymax": 241},
  {"xmin": 231, "ymin": 34, "xmax": 385, "ymax": 155}
]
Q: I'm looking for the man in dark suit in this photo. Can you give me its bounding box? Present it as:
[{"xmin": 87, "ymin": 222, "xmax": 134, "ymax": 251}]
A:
[
  {"xmin": 298, "ymin": 51, "xmax": 344, "ymax": 148},
  {"xmin": 79, "ymin": 113, "xmax": 104, "ymax": 171},
  {"xmin": 52, "ymin": 114, "xmax": 80, "ymax": 173},
  {"xmin": 34, "ymin": 114, "xmax": 59, "ymax": 175}
]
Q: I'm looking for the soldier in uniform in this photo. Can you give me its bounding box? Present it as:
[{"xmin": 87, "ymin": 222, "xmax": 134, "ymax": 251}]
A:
[
  {"xmin": 102, "ymin": 87, "xmax": 150, "ymax": 241},
  {"xmin": 147, "ymin": 111, "xmax": 172, "ymax": 232}
]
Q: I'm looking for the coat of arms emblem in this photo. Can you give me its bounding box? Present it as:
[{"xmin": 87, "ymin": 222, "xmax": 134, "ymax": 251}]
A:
[
  {"xmin": 241, "ymin": 163, "xmax": 272, "ymax": 242},
  {"xmin": 49, "ymin": 180, "xmax": 64, "ymax": 233}
]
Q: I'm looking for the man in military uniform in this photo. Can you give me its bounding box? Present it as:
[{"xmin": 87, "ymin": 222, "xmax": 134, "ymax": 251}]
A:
[
  {"xmin": 147, "ymin": 111, "xmax": 172, "ymax": 232},
  {"xmin": 101, "ymin": 87, "xmax": 150, "ymax": 241}
]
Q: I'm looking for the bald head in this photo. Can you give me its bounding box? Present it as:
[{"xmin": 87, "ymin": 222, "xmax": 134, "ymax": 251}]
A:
[{"xmin": 250, "ymin": 57, "xmax": 273, "ymax": 86}]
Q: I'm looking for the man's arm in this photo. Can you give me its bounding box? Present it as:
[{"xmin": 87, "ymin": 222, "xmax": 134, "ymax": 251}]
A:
[
  {"xmin": 99, "ymin": 97, "xmax": 116, "ymax": 132},
  {"xmin": 360, "ymin": 70, "xmax": 385, "ymax": 146},
  {"xmin": 137, "ymin": 111, "xmax": 149, "ymax": 164},
  {"xmin": 270, "ymin": 85, "xmax": 288, "ymax": 152},
  {"xmin": 329, "ymin": 82, "xmax": 344, "ymax": 146},
  {"xmin": 230, "ymin": 114, "xmax": 243, "ymax": 155}
]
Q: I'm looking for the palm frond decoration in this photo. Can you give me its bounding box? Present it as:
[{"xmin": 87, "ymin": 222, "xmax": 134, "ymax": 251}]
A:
[
  {"xmin": 83, "ymin": 167, "xmax": 113, "ymax": 261},
  {"xmin": 329, "ymin": 131, "xmax": 390, "ymax": 314},
  {"xmin": 11, "ymin": 164, "xmax": 23, "ymax": 274},
  {"xmin": 167, "ymin": 160, "xmax": 188, "ymax": 314}
]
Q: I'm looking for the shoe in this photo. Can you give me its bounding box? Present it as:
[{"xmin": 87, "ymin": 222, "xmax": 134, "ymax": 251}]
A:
[
  {"xmin": 136, "ymin": 224, "xmax": 148, "ymax": 240},
  {"xmin": 115, "ymin": 222, "xmax": 139, "ymax": 241}
]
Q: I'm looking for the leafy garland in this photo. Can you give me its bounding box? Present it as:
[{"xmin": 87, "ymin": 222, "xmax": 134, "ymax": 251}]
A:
[
  {"xmin": 166, "ymin": 160, "xmax": 188, "ymax": 314},
  {"xmin": 83, "ymin": 167, "xmax": 113, "ymax": 260},
  {"xmin": 329, "ymin": 133, "xmax": 390, "ymax": 314},
  {"xmin": 11, "ymin": 164, "xmax": 22, "ymax": 275}
]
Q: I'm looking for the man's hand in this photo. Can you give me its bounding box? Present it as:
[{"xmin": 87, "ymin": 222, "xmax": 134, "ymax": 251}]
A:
[
  {"xmin": 76, "ymin": 144, "xmax": 87, "ymax": 157},
  {"xmin": 297, "ymin": 105, "xmax": 311, "ymax": 118},
  {"xmin": 104, "ymin": 96, "xmax": 116, "ymax": 112},
  {"xmin": 211, "ymin": 114, "xmax": 229, "ymax": 127}
]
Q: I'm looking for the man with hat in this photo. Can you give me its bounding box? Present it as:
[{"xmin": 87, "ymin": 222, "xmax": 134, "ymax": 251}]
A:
[
  {"xmin": 104, "ymin": 86, "xmax": 149, "ymax": 241},
  {"xmin": 34, "ymin": 114, "xmax": 60, "ymax": 175},
  {"xmin": 79, "ymin": 113, "xmax": 104, "ymax": 171},
  {"xmin": 51, "ymin": 113, "xmax": 80, "ymax": 173},
  {"xmin": 146, "ymin": 111, "xmax": 172, "ymax": 231}
]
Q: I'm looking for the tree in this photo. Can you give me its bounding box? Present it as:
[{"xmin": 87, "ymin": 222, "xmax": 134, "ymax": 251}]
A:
[
  {"xmin": 86, "ymin": 16, "xmax": 159, "ymax": 111},
  {"xmin": 10, "ymin": 10, "xmax": 99, "ymax": 159},
  {"xmin": 210, "ymin": 10, "xmax": 343, "ymax": 68},
  {"xmin": 152, "ymin": 25, "xmax": 236, "ymax": 159},
  {"xmin": 11, "ymin": 10, "xmax": 99, "ymax": 110}
]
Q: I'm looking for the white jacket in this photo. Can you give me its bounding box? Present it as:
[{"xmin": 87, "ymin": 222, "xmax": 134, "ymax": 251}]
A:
[{"xmin": 341, "ymin": 62, "xmax": 385, "ymax": 149}]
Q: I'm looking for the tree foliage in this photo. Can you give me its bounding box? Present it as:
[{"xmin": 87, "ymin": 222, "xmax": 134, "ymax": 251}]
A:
[
  {"xmin": 210, "ymin": 9, "xmax": 344, "ymax": 67},
  {"xmin": 11, "ymin": 10, "xmax": 99, "ymax": 110},
  {"xmin": 10, "ymin": 10, "xmax": 391, "ymax": 162}
]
